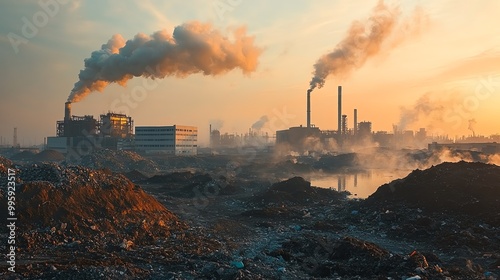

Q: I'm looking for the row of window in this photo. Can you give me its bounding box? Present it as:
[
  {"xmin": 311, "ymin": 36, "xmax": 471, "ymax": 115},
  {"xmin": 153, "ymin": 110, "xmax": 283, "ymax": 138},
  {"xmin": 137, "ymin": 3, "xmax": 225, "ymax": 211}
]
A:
[
  {"xmin": 136, "ymin": 128, "xmax": 174, "ymax": 132},
  {"xmin": 136, "ymin": 133, "xmax": 198, "ymax": 137},
  {"xmin": 136, "ymin": 144, "xmax": 198, "ymax": 148},
  {"xmin": 136, "ymin": 133, "xmax": 174, "ymax": 136},
  {"xmin": 136, "ymin": 139, "xmax": 174, "ymax": 142},
  {"xmin": 137, "ymin": 144, "xmax": 175, "ymax": 148}
]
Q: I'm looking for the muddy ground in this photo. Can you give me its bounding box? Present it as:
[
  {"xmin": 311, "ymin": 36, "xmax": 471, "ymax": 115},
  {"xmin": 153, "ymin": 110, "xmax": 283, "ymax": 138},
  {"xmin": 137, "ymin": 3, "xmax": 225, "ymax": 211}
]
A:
[{"xmin": 0, "ymin": 151, "xmax": 499, "ymax": 279}]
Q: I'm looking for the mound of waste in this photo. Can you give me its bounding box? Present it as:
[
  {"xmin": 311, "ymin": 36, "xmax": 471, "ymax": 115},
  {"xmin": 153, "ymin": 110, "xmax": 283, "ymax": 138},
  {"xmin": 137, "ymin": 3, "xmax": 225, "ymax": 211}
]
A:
[
  {"xmin": 146, "ymin": 171, "xmax": 239, "ymax": 197},
  {"xmin": 10, "ymin": 150, "xmax": 37, "ymax": 161},
  {"xmin": 122, "ymin": 169, "xmax": 149, "ymax": 182},
  {"xmin": 366, "ymin": 161, "xmax": 500, "ymax": 218},
  {"xmin": 80, "ymin": 149, "xmax": 159, "ymax": 174},
  {"xmin": 0, "ymin": 162, "xmax": 185, "ymax": 250},
  {"xmin": 33, "ymin": 149, "xmax": 65, "ymax": 162},
  {"xmin": 250, "ymin": 177, "xmax": 346, "ymax": 206},
  {"xmin": 269, "ymin": 234, "xmax": 454, "ymax": 279}
]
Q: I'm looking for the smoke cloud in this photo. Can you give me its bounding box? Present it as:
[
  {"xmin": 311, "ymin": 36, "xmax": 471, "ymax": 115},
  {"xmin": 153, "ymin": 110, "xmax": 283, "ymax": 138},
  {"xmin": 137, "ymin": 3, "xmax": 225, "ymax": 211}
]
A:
[
  {"xmin": 251, "ymin": 115, "xmax": 269, "ymax": 130},
  {"xmin": 468, "ymin": 119, "xmax": 476, "ymax": 136},
  {"xmin": 398, "ymin": 92, "xmax": 447, "ymax": 130},
  {"xmin": 210, "ymin": 119, "xmax": 224, "ymax": 131},
  {"xmin": 308, "ymin": 0, "xmax": 428, "ymax": 92},
  {"xmin": 68, "ymin": 21, "xmax": 262, "ymax": 102}
]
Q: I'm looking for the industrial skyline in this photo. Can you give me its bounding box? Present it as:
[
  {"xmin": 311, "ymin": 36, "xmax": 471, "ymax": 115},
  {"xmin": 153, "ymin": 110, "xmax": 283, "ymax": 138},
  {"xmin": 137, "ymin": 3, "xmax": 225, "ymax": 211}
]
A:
[{"xmin": 1, "ymin": 1, "xmax": 500, "ymax": 146}]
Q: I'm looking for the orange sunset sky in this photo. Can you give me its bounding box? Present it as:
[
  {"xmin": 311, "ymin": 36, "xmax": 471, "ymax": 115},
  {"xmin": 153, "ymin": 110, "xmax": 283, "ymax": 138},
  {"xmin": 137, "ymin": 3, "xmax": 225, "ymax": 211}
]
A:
[{"xmin": 0, "ymin": 0, "xmax": 499, "ymax": 146}]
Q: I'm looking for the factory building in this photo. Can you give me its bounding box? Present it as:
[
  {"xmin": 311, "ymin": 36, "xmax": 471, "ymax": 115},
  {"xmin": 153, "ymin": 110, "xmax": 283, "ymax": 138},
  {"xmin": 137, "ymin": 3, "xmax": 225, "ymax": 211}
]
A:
[
  {"xmin": 47, "ymin": 102, "xmax": 134, "ymax": 154},
  {"xmin": 276, "ymin": 126, "xmax": 322, "ymax": 152},
  {"xmin": 135, "ymin": 125, "xmax": 197, "ymax": 155}
]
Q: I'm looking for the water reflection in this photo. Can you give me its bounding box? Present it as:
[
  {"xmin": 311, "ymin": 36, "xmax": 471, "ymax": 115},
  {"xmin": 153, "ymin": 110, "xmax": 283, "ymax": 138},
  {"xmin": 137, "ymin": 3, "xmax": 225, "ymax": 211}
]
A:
[{"xmin": 309, "ymin": 169, "xmax": 411, "ymax": 198}]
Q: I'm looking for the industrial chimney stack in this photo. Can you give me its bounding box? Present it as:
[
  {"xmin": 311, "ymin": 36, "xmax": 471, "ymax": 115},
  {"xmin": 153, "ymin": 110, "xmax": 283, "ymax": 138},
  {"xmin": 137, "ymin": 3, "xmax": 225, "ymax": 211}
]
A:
[
  {"xmin": 354, "ymin": 108, "xmax": 358, "ymax": 135},
  {"xmin": 337, "ymin": 86, "xmax": 342, "ymax": 135},
  {"xmin": 306, "ymin": 90, "xmax": 311, "ymax": 128},
  {"xmin": 65, "ymin": 102, "xmax": 71, "ymax": 121}
]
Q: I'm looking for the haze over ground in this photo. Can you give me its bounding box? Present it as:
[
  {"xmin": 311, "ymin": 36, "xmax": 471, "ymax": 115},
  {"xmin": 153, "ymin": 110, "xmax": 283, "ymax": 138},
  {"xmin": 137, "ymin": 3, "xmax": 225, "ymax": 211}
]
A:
[{"xmin": 1, "ymin": 0, "xmax": 499, "ymax": 146}]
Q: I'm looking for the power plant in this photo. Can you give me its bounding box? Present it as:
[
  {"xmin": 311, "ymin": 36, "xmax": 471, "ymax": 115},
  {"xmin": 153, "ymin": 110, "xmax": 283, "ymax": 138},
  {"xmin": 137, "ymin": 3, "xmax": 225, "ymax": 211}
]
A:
[
  {"xmin": 277, "ymin": 85, "xmax": 364, "ymax": 152},
  {"xmin": 48, "ymin": 102, "xmax": 135, "ymax": 153}
]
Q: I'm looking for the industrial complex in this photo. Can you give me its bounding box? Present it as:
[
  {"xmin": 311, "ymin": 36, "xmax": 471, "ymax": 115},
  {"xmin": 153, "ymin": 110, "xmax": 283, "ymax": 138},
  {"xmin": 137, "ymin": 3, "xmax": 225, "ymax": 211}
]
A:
[{"xmin": 2, "ymin": 87, "xmax": 500, "ymax": 157}]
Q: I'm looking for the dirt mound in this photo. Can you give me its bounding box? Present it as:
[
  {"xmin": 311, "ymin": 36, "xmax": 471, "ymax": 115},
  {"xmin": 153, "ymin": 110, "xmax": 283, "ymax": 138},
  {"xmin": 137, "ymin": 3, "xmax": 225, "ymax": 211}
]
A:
[
  {"xmin": 0, "ymin": 163, "xmax": 185, "ymax": 249},
  {"xmin": 366, "ymin": 161, "xmax": 500, "ymax": 218},
  {"xmin": 250, "ymin": 177, "xmax": 346, "ymax": 206},
  {"xmin": 122, "ymin": 169, "xmax": 149, "ymax": 182},
  {"xmin": 10, "ymin": 150, "xmax": 37, "ymax": 161},
  {"xmin": 33, "ymin": 149, "xmax": 65, "ymax": 162},
  {"xmin": 146, "ymin": 171, "xmax": 195, "ymax": 184},
  {"xmin": 313, "ymin": 153, "xmax": 358, "ymax": 171},
  {"xmin": 80, "ymin": 149, "xmax": 159, "ymax": 174}
]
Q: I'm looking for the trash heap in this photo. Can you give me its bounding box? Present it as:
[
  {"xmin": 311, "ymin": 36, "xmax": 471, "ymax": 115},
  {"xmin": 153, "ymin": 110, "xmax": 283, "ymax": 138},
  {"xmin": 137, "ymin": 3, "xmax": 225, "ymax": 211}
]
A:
[
  {"xmin": 366, "ymin": 161, "xmax": 500, "ymax": 220},
  {"xmin": 33, "ymin": 149, "xmax": 65, "ymax": 162},
  {"xmin": 80, "ymin": 149, "xmax": 159, "ymax": 174},
  {"xmin": 10, "ymin": 150, "xmax": 36, "ymax": 161},
  {"xmin": 250, "ymin": 176, "xmax": 347, "ymax": 207},
  {"xmin": 0, "ymin": 161, "xmax": 186, "ymax": 247}
]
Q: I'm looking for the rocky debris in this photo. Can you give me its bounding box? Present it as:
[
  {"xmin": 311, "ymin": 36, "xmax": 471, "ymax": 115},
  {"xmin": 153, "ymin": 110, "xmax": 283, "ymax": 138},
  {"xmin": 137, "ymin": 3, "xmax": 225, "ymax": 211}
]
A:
[
  {"xmin": 250, "ymin": 176, "xmax": 347, "ymax": 207},
  {"xmin": 79, "ymin": 149, "xmax": 159, "ymax": 174},
  {"xmin": 33, "ymin": 149, "xmax": 65, "ymax": 162},
  {"xmin": 2, "ymin": 155, "xmax": 500, "ymax": 279}
]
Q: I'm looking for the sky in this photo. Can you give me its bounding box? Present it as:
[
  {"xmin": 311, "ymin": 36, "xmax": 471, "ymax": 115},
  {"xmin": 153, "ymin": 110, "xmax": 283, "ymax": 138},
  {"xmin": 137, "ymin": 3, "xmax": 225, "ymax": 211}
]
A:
[{"xmin": 0, "ymin": 0, "xmax": 499, "ymax": 146}]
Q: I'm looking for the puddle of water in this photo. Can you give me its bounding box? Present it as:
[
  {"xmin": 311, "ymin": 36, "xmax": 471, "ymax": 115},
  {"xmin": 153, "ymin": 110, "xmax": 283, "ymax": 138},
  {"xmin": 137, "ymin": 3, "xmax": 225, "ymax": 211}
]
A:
[{"xmin": 308, "ymin": 169, "xmax": 411, "ymax": 198}]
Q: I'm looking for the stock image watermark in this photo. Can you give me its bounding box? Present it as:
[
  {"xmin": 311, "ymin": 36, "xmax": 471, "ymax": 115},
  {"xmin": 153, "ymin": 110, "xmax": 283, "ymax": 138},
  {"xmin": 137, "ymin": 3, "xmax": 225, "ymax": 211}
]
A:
[
  {"xmin": 8, "ymin": 0, "xmax": 70, "ymax": 54},
  {"xmin": 212, "ymin": 0, "xmax": 243, "ymax": 21},
  {"xmin": 443, "ymin": 74, "xmax": 500, "ymax": 130},
  {"xmin": 177, "ymin": 105, "xmax": 296, "ymax": 214},
  {"xmin": 6, "ymin": 168, "xmax": 17, "ymax": 273}
]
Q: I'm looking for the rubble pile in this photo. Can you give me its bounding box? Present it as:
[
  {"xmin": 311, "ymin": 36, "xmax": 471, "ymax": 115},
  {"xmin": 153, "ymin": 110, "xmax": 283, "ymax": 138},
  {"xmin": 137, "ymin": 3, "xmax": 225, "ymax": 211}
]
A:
[
  {"xmin": 80, "ymin": 149, "xmax": 159, "ymax": 174},
  {"xmin": 33, "ymin": 149, "xmax": 65, "ymax": 162},
  {"xmin": 269, "ymin": 234, "xmax": 448, "ymax": 278},
  {"xmin": 121, "ymin": 169, "xmax": 149, "ymax": 182},
  {"xmin": 145, "ymin": 171, "xmax": 238, "ymax": 198},
  {"xmin": 10, "ymin": 150, "xmax": 37, "ymax": 161},
  {"xmin": 2, "ymin": 155, "xmax": 500, "ymax": 279},
  {"xmin": 0, "ymin": 162, "xmax": 186, "ymax": 254},
  {"xmin": 366, "ymin": 161, "xmax": 500, "ymax": 219},
  {"xmin": 250, "ymin": 176, "xmax": 347, "ymax": 207}
]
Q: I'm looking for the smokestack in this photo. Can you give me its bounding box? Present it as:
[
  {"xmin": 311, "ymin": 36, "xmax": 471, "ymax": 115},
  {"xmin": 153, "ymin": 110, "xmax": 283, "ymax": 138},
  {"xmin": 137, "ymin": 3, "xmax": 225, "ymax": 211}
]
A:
[
  {"xmin": 307, "ymin": 89, "xmax": 311, "ymax": 128},
  {"xmin": 64, "ymin": 102, "xmax": 71, "ymax": 121},
  {"xmin": 354, "ymin": 109, "xmax": 358, "ymax": 135},
  {"xmin": 338, "ymin": 86, "xmax": 342, "ymax": 135}
]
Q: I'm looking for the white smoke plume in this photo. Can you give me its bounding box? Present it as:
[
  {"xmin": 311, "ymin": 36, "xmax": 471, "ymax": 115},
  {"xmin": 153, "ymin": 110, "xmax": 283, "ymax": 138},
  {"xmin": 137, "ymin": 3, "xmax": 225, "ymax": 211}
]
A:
[
  {"xmin": 308, "ymin": 0, "xmax": 428, "ymax": 92},
  {"xmin": 68, "ymin": 21, "xmax": 262, "ymax": 102},
  {"xmin": 251, "ymin": 115, "xmax": 269, "ymax": 130}
]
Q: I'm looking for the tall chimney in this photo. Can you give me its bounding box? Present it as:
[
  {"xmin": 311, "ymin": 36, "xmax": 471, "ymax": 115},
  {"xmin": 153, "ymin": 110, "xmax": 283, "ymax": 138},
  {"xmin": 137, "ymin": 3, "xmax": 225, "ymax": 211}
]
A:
[
  {"xmin": 337, "ymin": 86, "xmax": 342, "ymax": 135},
  {"xmin": 307, "ymin": 90, "xmax": 311, "ymax": 128},
  {"xmin": 353, "ymin": 108, "xmax": 358, "ymax": 135},
  {"xmin": 65, "ymin": 102, "xmax": 71, "ymax": 121}
]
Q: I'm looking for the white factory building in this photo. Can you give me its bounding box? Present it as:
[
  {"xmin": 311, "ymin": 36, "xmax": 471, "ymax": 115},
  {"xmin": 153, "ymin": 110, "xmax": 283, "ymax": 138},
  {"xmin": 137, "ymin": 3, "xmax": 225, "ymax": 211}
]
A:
[{"xmin": 135, "ymin": 125, "xmax": 197, "ymax": 155}]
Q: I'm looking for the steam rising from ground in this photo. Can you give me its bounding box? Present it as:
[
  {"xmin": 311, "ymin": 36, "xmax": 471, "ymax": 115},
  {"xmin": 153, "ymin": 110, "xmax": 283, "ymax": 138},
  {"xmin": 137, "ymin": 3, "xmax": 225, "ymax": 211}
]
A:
[
  {"xmin": 68, "ymin": 21, "xmax": 262, "ymax": 102},
  {"xmin": 308, "ymin": 0, "xmax": 429, "ymax": 92}
]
